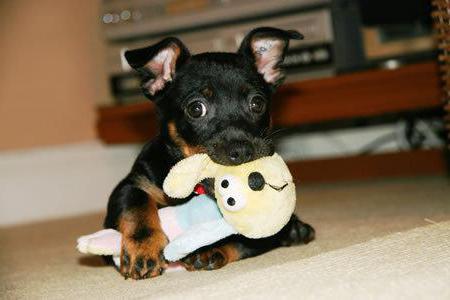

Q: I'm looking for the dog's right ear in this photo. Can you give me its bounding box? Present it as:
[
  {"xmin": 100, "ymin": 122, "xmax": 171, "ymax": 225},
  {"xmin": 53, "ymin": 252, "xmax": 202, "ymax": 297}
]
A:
[
  {"xmin": 238, "ymin": 27, "xmax": 303, "ymax": 87},
  {"xmin": 125, "ymin": 38, "xmax": 190, "ymax": 99}
]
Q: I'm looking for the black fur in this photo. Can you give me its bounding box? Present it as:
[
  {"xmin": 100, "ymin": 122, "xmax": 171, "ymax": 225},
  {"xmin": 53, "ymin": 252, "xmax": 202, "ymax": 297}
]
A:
[
  {"xmin": 104, "ymin": 27, "xmax": 314, "ymax": 278},
  {"xmin": 132, "ymin": 227, "xmax": 153, "ymax": 242}
]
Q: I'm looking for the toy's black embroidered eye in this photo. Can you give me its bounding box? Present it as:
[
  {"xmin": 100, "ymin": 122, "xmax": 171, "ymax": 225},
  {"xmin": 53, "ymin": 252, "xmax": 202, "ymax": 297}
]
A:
[
  {"xmin": 218, "ymin": 175, "xmax": 247, "ymax": 211},
  {"xmin": 249, "ymin": 96, "xmax": 266, "ymax": 114},
  {"xmin": 248, "ymin": 172, "xmax": 265, "ymax": 191},
  {"xmin": 186, "ymin": 101, "xmax": 207, "ymax": 118},
  {"xmin": 227, "ymin": 197, "xmax": 235, "ymax": 206}
]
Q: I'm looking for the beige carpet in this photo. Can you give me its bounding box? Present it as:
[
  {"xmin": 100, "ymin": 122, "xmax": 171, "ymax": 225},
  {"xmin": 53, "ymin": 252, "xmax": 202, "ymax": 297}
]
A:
[{"xmin": 1, "ymin": 176, "xmax": 450, "ymax": 299}]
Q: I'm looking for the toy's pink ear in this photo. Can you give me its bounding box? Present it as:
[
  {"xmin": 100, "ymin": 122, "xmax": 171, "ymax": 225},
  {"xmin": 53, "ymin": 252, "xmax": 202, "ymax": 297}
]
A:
[
  {"xmin": 163, "ymin": 154, "xmax": 218, "ymax": 198},
  {"xmin": 77, "ymin": 229, "xmax": 121, "ymax": 256}
]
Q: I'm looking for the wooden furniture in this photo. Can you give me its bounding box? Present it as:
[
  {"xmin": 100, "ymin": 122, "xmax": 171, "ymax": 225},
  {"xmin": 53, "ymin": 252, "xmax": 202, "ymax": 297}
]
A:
[
  {"xmin": 432, "ymin": 0, "xmax": 450, "ymax": 147},
  {"xmin": 97, "ymin": 61, "xmax": 447, "ymax": 182}
]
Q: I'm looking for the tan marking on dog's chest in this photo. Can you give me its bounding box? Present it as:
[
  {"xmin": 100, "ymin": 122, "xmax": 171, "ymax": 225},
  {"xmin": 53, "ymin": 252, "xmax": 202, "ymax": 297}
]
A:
[{"xmin": 134, "ymin": 176, "xmax": 167, "ymax": 206}]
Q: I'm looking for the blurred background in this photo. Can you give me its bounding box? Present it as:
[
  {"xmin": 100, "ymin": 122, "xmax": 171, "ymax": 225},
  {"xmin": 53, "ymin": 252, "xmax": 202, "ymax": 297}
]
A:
[{"xmin": 0, "ymin": 0, "xmax": 448, "ymax": 226}]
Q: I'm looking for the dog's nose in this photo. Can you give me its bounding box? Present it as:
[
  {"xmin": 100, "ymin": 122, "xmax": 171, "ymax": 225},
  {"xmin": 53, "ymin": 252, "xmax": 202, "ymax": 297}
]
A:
[
  {"xmin": 248, "ymin": 172, "xmax": 265, "ymax": 191},
  {"xmin": 227, "ymin": 140, "xmax": 254, "ymax": 165}
]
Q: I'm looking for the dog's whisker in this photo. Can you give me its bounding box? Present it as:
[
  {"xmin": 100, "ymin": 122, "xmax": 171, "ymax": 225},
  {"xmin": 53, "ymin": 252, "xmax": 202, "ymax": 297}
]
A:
[
  {"xmin": 265, "ymin": 128, "xmax": 288, "ymax": 139},
  {"xmin": 259, "ymin": 127, "xmax": 270, "ymax": 138}
]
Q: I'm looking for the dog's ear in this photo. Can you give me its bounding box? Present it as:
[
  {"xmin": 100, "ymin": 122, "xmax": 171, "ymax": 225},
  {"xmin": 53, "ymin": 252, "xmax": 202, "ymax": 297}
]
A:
[
  {"xmin": 238, "ymin": 27, "xmax": 303, "ymax": 87},
  {"xmin": 125, "ymin": 37, "xmax": 190, "ymax": 99}
]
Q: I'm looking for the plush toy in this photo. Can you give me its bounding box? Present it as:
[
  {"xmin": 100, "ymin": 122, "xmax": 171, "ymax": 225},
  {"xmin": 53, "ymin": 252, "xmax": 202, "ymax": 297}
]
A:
[
  {"xmin": 77, "ymin": 153, "xmax": 296, "ymax": 268},
  {"xmin": 163, "ymin": 153, "xmax": 296, "ymax": 239}
]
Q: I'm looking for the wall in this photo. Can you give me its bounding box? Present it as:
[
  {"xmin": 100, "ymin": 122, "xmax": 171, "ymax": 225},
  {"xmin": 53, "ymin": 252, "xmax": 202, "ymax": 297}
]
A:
[
  {"xmin": 0, "ymin": 0, "xmax": 126, "ymax": 226},
  {"xmin": 0, "ymin": 142, "xmax": 140, "ymax": 226},
  {"xmin": 0, "ymin": 0, "xmax": 110, "ymax": 150}
]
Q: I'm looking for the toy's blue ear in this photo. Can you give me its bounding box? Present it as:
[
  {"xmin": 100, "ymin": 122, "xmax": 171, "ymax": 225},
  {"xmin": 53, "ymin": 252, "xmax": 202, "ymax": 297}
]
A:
[{"xmin": 163, "ymin": 154, "xmax": 218, "ymax": 199}]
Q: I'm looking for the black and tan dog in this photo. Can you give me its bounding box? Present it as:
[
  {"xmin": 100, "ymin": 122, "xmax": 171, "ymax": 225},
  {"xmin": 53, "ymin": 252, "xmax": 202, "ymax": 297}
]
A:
[{"xmin": 104, "ymin": 27, "xmax": 315, "ymax": 280}]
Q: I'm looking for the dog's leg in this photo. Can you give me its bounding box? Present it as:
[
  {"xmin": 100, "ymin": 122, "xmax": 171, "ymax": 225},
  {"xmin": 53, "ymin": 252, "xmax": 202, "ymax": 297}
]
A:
[
  {"xmin": 277, "ymin": 214, "xmax": 315, "ymax": 247},
  {"xmin": 105, "ymin": 181, "xmax": 168, "ymax": 279},
  {"xmin": 182, "ymin": 214, "xmax": 314, "ymax": 271}
]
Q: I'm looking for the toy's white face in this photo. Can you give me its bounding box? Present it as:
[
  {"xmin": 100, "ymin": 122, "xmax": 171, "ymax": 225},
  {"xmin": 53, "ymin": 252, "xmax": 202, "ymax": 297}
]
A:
[
  {"xmin": 217, "ymin": 175, "xmax": 247, "ymax": 212},
  {"xmin": 214, "ymin": 154, "xmax": 296, "ymax": 239}
]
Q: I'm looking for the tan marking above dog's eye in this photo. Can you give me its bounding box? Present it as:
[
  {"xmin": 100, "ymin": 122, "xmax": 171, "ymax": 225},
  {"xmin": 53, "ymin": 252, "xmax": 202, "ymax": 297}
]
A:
[
  {"xmin": 240, "ymin": 85, "xmax": 250, "ymax": 94},
  {"xmin": 201, "ymin": 87, "xmax": 213, "ymax": 98}
]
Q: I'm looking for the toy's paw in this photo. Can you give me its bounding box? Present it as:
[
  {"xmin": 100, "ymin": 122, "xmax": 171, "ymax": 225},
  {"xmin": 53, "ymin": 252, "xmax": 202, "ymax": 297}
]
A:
[
  {"xmin": 181, "ymin": 247, "xmax": 228, "ymax": 271},
  {"xmin": 279, "ymin": 215, "xmax": 315, "ymax": 247},
  {"xmin": 120, "ymin": 230, "xmax": 168, "ymax": 280}
]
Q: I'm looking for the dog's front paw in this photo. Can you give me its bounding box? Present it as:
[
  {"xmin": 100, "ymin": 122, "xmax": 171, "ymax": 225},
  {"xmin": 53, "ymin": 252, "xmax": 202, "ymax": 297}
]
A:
[
  {"xmin": 120, "ymin": 230, "xmax": 168, "ymax": 280},
  {"xmin": 279, "ymin": 215, "xmax": 315, "ymax": 247},
  {"xmin": 181, "ymin": 247, "xmax": 229, "ymax": 271}
]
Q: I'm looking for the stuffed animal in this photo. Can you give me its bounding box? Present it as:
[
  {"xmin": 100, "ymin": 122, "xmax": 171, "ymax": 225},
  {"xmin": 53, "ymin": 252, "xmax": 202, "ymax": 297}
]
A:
[
  {"xmin": 77, "ymin": 153, "xmax": 296, "ymax": 267},
  {"xmin": 163, "ymin": 152, "xmax": 296, "ymax": 239}
]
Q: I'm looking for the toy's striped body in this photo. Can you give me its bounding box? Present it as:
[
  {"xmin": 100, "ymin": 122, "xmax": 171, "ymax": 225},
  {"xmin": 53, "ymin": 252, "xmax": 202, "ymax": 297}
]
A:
[{"xmin": 77, "ymin": 195, "xmax": 236, "ymax": 267}]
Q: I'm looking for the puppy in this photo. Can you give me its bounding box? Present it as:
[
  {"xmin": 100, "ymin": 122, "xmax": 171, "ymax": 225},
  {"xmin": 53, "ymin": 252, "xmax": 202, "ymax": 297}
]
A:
[{"xmin": 104, "ymin": 27, "xmax": 315, "ymax": 280}]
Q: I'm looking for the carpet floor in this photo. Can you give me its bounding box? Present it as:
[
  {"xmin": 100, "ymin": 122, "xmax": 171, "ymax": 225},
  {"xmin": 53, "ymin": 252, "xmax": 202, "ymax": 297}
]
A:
[{"xmin": 1, "ymin": 176, "xmax": 449, "ymax": 299}]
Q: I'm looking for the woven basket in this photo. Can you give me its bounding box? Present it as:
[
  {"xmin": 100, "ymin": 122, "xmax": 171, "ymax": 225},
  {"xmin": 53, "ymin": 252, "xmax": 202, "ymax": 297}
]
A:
[{"xmin": 432, "ymin": 0, "xmax": 450, "ymax": 148}]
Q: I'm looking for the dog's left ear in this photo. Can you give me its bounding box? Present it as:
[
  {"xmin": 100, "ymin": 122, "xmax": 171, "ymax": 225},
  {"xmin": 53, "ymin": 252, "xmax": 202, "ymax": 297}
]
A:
[
  {"xmin": 238, "ymin": 27, "xmax": 303, "ymax": 87},
  {"xmin": 125, "ymin": 37, "xmax": 190, "ymax": 99}
]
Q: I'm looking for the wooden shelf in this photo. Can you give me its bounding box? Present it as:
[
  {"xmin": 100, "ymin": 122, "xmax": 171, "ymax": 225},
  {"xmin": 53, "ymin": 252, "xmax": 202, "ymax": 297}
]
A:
[
  {"xmin": 272, "ymin": 61, "xmax": 442, "ymax": 127},
  {"xmin": 96, "ymin": 61, "xmax": 447, "ymax": 181},
  {"xmin": 98, "ymin": 103, "xmax": 158, "ymax": 145},
  {"xmin": 288, "ymin": 149, "xmax": 447, "ymax": 183},
  {"xmin": 97, "ymin": 61, "xmax": 442, "ymax": 144}
]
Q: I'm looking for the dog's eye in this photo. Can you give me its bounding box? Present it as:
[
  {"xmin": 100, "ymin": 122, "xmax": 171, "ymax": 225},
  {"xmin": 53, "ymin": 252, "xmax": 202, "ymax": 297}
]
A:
[
  {"xmin": 186, "ymin": 101, "xmax": 207, "ymax": 118},
  {"xmin": 249, "ymin": 96, "xmax": 266, "ymax": 114}
]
